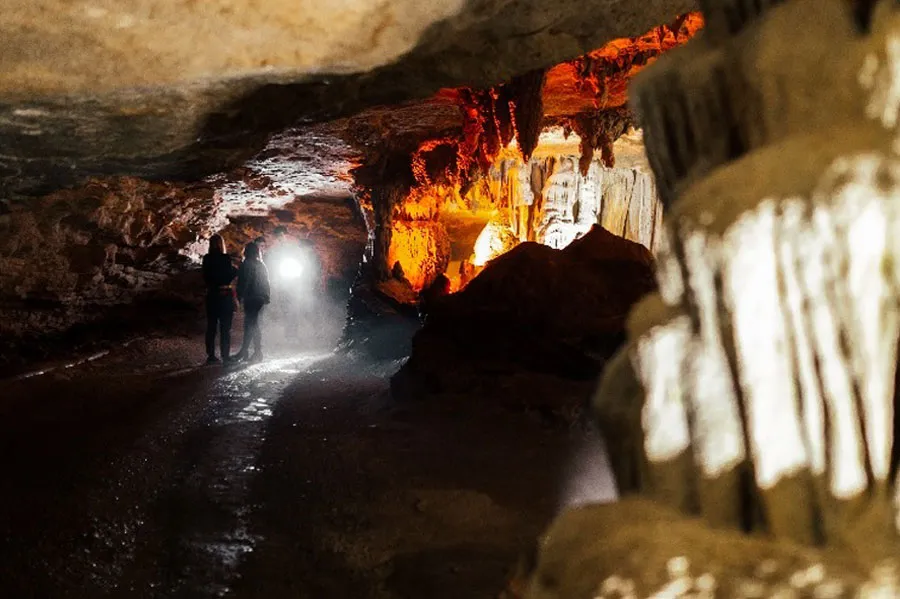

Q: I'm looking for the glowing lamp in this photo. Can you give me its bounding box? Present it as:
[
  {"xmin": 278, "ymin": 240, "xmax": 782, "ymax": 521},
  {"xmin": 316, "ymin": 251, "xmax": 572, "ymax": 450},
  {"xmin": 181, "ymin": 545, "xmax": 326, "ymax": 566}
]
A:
[{"xmin": 278, "ymin": 257, "xmax": 304, "ymax": 280}]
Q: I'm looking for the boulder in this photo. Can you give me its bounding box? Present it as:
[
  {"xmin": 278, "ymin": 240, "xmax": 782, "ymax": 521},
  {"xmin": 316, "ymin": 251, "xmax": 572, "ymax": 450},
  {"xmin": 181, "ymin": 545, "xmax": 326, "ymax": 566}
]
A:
[{"xmin": 393, "ymin": 225, "xmax": 656, "ymax": 417}]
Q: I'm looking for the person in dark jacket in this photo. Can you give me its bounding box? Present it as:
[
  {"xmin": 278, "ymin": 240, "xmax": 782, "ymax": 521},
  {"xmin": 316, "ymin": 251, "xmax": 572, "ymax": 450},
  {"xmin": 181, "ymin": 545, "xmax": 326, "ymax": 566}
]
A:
[
  {"xmin": 235, "ymin": 242, "xmax": 271, "ymax": 362},
  {"xmin": 202, "ymin": 234, "xmax": 238, "ymax": 364}
]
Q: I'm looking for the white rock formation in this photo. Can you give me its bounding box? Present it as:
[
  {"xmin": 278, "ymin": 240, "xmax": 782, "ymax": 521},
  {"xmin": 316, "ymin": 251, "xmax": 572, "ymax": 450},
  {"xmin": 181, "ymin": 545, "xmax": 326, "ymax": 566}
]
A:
[{"xmin": 476, "ymin": 129, "xmax": 665, "ymax": 254}]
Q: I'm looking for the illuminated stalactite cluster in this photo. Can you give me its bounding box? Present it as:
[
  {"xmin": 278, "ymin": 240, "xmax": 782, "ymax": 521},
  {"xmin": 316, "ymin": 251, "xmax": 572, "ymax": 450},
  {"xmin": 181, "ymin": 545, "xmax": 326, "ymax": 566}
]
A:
[
  {"xmin": 556, "ymin": 13, "xmax": 704, "ymax": 115},
  {"xmin": 350, "ymin": 15, "xmax": 701, "ymax": 300},
  {"xmin": 568, "ymin": 107, "xmax": 634, "ymax": 173},
  {"xmin": 446, "ymin": 69, "xmax": 547, "ymax": 193},
  {"xmin": 547, "ymin": 12, "xmax": 703, "ymax": 176},
  {"xmin": 464, "ymin": 149, "xmax": 662, "ymax": 255},
  {"xmin": 357, "ymin": 135, "xmax": 665, "ymax": 295}
]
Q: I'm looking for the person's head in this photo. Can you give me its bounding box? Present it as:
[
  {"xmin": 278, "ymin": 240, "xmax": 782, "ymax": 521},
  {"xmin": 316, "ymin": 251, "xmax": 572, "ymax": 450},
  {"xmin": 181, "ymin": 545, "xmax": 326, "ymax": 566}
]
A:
[
  {"xmin": 254, "ymin": 235, "xmax": 266, "ymax": 247},
  {"xmin": 244, "ymin": 242, "xmax": 261, "ymax": 261},
  {"xmin": 208, "ymin": 234, "xmax": 225, "ymax": 255},
  {"xmin": 273, "ymin": 226, "xmax": 287, "ymax": 240}
]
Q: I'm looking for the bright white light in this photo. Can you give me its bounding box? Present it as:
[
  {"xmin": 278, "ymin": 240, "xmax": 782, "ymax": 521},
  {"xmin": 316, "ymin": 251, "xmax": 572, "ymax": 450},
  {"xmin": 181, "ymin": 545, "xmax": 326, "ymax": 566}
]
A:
[{"xmin": 278, "ymin": 257, "xmax": 304, "ymax": 280}]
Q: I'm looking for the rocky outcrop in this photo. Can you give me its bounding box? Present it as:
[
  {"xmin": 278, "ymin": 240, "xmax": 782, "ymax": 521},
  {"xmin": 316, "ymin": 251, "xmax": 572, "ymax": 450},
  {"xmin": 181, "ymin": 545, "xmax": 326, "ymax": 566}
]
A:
[
  {"xmin": 530, "ymin": 1, "xmax": 900, "ymax": 596},
  {"xmin": 0, "ymin": 177, "xmax": 217, "ymax": 364},
  {"xmin": 527, "ymin": 498, "xmax": 894, "ymax": 599},
  {"xmin": 393, "ymin": 225, "xmax": 656, "ymax": 417}
]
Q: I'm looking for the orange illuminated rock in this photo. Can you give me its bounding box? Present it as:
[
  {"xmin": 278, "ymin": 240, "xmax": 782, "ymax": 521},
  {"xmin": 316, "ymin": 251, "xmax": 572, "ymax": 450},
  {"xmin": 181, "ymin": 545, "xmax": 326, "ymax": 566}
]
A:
[
  {"xmin": 350, "ymin": 14, "xmax": 701, "ymax": 303},
  {"xmin": 543, "ymin": 13, "xmax": 704, "ymax": 117},
  {"xmin": 386, "ymin": 220, "xmax": 452, "ymax": 292},
  {"xmin": 416, "ymin": 13, "xmax": 703, "ymax": 184}
]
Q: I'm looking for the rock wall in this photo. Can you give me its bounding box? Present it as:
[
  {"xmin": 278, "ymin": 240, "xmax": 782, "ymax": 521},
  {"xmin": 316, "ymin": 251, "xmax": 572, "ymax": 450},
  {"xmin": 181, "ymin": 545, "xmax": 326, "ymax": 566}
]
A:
[
  {"xmin": 0, "ymin": 177, "xmax": 217, "ymax": 338},
  {"xmin": 0, "ymin": 144, "xmax": 368, "ymax": 366}
]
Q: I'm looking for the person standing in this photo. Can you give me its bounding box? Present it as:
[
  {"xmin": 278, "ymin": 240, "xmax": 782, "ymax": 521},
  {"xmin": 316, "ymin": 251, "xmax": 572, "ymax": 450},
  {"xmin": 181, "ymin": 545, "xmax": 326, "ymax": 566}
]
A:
[
  {"xmin": 202, "ymin": 234, "xmax": 238, "ymax": 364},
  {"xmin": 235, "ymin": 242, "xmax": 271, "ymax": 363}
]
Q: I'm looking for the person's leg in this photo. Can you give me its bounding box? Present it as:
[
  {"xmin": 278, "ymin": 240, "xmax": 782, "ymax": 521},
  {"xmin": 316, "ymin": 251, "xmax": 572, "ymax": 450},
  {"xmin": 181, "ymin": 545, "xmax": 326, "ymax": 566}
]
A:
[
  {"xmin": 220, "ymin": 299, "xmax": 234, "ymax": 360},
  {"xmin": 205, "ymin": 297, "xmax": 219, "ymax": 360},
  {"xmin": 236, "ymin": 305, "xmax": 252, "ymax": 359},
  {"xmin": 252, "ymin": 307, "xmax": 264, "ymax": 355}
]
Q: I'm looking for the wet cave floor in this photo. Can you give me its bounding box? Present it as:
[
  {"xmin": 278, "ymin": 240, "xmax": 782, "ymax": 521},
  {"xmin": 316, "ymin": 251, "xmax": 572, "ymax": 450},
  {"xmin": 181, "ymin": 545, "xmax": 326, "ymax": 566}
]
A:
[{"xmin": 0, "ymin": 333, "xmax": 602, "ymax": 598}]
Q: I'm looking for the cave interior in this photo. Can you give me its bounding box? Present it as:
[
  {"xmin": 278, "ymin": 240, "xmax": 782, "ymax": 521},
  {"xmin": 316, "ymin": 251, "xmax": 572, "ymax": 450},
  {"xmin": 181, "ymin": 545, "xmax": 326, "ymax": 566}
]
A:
[{"xmin": 4, "ymin": 0, "xmax": 900, "ymax": 597}]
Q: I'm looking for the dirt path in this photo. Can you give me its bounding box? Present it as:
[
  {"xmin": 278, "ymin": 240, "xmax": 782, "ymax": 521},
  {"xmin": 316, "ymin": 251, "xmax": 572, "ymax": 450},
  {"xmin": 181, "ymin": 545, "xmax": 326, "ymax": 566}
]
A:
[{"xmin": 0, "ymin": 336, "xmax": 612, "ymax": 598}]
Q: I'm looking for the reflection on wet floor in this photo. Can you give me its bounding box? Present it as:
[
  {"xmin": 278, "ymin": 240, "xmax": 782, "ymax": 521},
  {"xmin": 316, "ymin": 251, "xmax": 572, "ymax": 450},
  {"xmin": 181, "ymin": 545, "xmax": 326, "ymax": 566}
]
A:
[
  {"xmin": 6, "ymin": 351, "xmax": 338, "ymax": 598},
  {"xmin": 164, "ymin": 352, "xmax": 330, "ymax": 597},
  {"xmin": 2, "ymin": 346, "xmax": 574, "ymax": 598}
]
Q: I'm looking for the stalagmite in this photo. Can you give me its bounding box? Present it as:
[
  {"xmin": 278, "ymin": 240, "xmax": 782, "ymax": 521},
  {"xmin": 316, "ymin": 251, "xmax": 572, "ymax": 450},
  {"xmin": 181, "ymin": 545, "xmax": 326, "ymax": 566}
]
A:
[{"xmin": 530, "ymin": 2, "xmax": 900, "ymax": 596}]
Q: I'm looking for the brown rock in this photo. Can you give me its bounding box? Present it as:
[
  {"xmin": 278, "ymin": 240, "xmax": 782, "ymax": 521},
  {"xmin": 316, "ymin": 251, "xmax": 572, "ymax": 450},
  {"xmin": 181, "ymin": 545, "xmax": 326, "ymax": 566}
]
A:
[{"xmin": 394, "ymin": 225, "xmax": 656, "ymax": 414}]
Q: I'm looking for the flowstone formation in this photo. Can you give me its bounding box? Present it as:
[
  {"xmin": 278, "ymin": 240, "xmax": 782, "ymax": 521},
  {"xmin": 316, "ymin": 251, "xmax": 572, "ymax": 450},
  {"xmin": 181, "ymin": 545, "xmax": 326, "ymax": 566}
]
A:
[
  {"xmin": 526, "ymin": 1, "xmax": 900, "ymax": 597},
  {"xmin": 464, "ymin": 129, "xmax": 663, "ymax": 262}
]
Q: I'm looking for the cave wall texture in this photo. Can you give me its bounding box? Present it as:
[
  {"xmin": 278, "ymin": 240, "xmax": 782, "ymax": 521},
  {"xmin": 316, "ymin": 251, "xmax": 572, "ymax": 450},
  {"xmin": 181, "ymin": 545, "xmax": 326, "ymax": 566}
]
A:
[
  {"xmin": 0, "ymin": 0, "xmax": 696, "ymax": 199},
  {"xmin": 526, "ymin": 1, "xmax": 900, "ymax": 598},
  {"xmin": 0, "ymin": 177, "xmax": 216, "ymax": 340}
]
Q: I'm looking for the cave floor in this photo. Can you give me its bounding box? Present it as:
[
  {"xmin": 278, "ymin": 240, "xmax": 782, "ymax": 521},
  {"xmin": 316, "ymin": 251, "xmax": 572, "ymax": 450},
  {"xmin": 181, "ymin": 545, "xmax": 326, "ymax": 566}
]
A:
[{"xmin": 0, "ymin": 336, "xmax": 593, "ymax": 598}]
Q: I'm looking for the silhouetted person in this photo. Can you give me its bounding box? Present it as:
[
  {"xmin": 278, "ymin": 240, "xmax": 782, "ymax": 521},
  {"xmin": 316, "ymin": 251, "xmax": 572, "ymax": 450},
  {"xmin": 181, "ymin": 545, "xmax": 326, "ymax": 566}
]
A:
[
  {"xmin": 202, "ymin": 234, "xmax": 238, "ymax": 364},
  {"xmin": 254, "ymin": 235, "xmax": 267, "ymax": 258},
  {"xmin": 235, "ymin": 242, "xmax": 271, "ymax": 362}
]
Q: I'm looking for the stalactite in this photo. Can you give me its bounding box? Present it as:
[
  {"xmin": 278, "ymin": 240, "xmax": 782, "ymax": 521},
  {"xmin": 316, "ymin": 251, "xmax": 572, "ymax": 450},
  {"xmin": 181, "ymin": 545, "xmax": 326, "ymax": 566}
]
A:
[
  {"xmin": 469, "ymin": 151, "xmax": 662, "ymax": 253},
  {"xmin": 631, "ymin": 41, "xmax": 742, "ymax": 209},
  {"xmin": 569, "ymin": 108, "xmax": 634, "ymax": 176},
  {"xmin": 556, "ymin": 13, "xmax": 703, "ymax": 118},
  {"xmin": 411, "ymin": 138, "xmax": 457, "ymax": 187},
  {"xmin": 576, "ymin": 119, "xmax": 598, "ymax": 176},
  {"xmin": 508, "ymin": 69, "xmax": 547, "ymax": 163}
]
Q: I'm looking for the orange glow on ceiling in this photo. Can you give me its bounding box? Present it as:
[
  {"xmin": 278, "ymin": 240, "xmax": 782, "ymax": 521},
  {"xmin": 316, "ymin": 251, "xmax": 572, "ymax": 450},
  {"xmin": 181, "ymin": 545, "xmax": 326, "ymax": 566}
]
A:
[{"xmin": 543, "ymin": 13, "xmax": 704, "ymax": 116}]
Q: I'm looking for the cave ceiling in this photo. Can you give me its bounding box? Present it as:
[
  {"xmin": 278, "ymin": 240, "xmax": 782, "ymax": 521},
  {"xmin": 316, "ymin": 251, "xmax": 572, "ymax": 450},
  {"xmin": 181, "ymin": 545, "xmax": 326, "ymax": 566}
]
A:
[{"xmin": 1, "ymin": 0, "xmax": 696, "ymax": 199}]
